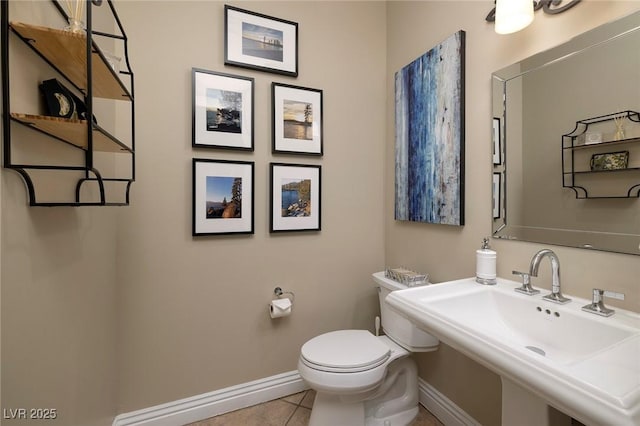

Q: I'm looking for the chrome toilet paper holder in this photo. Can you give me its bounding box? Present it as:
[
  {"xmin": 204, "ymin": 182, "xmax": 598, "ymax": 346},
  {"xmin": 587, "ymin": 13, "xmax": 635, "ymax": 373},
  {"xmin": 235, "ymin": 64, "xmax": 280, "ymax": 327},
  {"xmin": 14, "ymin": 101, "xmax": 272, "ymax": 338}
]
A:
[{"xmin": 274, "ymin": 287, "xmax": 295, "ymax": 302}]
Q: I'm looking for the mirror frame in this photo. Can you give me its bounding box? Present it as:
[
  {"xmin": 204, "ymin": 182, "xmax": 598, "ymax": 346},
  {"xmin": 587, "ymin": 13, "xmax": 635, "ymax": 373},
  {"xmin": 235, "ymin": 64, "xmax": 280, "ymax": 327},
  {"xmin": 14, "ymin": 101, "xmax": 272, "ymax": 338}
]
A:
[{"xmin": 491, "ymin": 10, "xmax": 640, "ymax": 256}]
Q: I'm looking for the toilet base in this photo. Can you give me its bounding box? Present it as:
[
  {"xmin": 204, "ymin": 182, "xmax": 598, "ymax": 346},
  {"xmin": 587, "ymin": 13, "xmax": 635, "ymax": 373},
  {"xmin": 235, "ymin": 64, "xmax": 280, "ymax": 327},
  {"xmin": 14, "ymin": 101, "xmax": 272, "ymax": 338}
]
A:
[{"xmin": 308, "ymin": 357, "xmax": 419, "ymax": 426}]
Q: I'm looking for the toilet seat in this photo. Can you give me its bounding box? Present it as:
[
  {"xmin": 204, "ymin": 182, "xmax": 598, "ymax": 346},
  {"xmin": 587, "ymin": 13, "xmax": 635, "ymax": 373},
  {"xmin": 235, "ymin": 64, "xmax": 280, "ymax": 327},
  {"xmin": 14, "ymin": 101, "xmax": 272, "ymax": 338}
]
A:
[{"xmin": 300, "ymin": 330, "xmax": 391, "ymax": 373}]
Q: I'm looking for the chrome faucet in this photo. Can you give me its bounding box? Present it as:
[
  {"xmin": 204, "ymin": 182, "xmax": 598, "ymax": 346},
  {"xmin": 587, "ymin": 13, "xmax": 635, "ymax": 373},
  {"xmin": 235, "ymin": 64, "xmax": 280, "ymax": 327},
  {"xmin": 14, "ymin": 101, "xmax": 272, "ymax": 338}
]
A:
[{"xmin": 529, "ymin": 249, "xmax": 571, "ymax": 304}]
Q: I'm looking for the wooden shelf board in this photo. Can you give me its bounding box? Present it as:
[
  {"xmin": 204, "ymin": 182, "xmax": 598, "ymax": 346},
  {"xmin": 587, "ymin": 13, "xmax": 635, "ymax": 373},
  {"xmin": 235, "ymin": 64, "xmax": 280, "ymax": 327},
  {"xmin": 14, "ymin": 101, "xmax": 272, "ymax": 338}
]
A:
[
  {"xmin": 11, "ymin": 113, "xmax": 132, "ymax": 153},
  {"xmin": 10, "ymin": 21, "xmax": 131, "ymax": 101}
]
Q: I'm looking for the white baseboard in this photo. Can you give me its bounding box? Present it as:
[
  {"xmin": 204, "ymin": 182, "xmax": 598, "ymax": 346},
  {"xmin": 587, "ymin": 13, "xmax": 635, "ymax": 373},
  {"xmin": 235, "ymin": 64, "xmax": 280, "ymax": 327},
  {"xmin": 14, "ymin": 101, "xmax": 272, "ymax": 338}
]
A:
[
  {"xmin": 112, "ymin": 370, "xmax": 308, "ymax": 426},
  {"xmin": 113, "ymin": 371, "xmax": 478, "ymax": 426},
  {"xmin": 418, "ymin": 378, "xmax": 481, "ymax": 426}
]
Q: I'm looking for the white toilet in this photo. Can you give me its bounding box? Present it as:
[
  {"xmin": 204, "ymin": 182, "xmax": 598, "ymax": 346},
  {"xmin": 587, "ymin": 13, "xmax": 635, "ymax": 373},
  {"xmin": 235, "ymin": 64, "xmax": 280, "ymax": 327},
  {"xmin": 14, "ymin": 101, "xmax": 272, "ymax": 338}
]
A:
[{"xmin": 298, "ymin": 272, "xmax": 439, "ymax": 426}]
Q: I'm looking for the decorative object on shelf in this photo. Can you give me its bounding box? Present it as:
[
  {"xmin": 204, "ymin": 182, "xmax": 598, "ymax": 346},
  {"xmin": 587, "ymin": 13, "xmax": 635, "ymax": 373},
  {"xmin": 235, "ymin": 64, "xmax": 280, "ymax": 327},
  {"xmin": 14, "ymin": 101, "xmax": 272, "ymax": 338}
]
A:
[
  {"xmin": 272, "ymin": 83, "xmax": 323, "ymax": 156},
  {"xmin": 39, "ymin": 78, "xmax": 96, "ymax": 123},
  {"xmin": 493, "ymin": 117, "xmax": 501, "ymax": 165},
  {"xmin": 269, "ymin": 163, "xmax": 321, "ymax": 232},
  {"xmin": 395, "ymin": 30, "xmax": 465, "ymax": 226},
  {"xmin": 62, "ymin": 0, "xmax": 85, "ymax": 33},
  {"xmin": 583, "ymin": 132, "xmax": 603, "ymax": 145},
  {"xmin": 192, "ymin": 68, "xmax": 254, "ymax": 151},
  {"xmin": 224, "ymin": 5, "xmax": 298, "ymax": 77},
  {"xmin": 192, "ymin": 158, "xmax": 254, "ymax": 236},
  {"xmin": 590, "ymin": 151, "xmax": 629, "ymax": 171},
  {"xmin": 39, "ymin": 78, "xmax": 76, "ymax": 119},
  {"xmin": 384, "ymin": 267, "xmax": 429, "ymax": 287},
  {"xmin": 613, "ymin": 113, "xmax": 626, "ymax": 141},
  {"xmin": 493, "ymin": 173, "xmax": 501, "ymax": 219}
]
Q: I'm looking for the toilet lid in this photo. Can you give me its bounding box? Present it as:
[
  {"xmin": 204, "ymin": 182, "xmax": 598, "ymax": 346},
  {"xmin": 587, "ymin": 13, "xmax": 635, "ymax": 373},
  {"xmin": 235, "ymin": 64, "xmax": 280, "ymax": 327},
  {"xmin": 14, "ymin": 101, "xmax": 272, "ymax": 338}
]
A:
[{"xmin": 301, "ymin": 330, "xmax": 390, "ymax": 371}]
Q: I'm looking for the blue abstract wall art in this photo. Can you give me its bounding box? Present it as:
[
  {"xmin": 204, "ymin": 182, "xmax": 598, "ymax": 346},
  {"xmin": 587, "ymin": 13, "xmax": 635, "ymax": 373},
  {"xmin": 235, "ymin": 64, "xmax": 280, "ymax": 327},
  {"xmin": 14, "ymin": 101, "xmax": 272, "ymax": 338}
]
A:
[{"xmin": 395, "ymin": 30, "xmax": 465, "ymax": 226}]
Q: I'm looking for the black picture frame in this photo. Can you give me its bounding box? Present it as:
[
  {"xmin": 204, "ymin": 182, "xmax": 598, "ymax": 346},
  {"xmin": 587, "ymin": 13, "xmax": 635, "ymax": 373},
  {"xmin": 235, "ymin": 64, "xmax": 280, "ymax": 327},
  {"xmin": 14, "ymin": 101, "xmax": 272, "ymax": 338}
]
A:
[
  {"xmin": 493, "ymin": 172, "xmax": 501, "ymax": 219},
  {"xmin": 493, "ymin": 117, "xmax": 501, "ymax": 165},
  {"xmin": 192, "ymin": 158, "xmax": 255, "ymax": 236},
  {"xmin": 270, "ymin": 163, "xmax": 321, "ymax": 232},
  {"xmin": 224, "ymin": 5, "xmax": 299, "ymax": 77},
  {"xmin": 272, "ymin": 83, "xmax": 323, "ymax": 156},
  {"xmin": 192, "ymin": 68, "xmax": 254, "ymax": 151}
]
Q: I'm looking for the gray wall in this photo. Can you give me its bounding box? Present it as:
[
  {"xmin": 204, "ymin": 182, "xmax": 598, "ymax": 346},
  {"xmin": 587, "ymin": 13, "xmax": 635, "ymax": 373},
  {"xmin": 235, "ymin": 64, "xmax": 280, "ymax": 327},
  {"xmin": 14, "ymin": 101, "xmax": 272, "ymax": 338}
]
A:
[
  {"xmin": 113, "ymin": 0, "xmax": 387, "ymax": 412},
  {"xmin": 2, "ymin": 0, "xmax": 387, "ymax": 423}
]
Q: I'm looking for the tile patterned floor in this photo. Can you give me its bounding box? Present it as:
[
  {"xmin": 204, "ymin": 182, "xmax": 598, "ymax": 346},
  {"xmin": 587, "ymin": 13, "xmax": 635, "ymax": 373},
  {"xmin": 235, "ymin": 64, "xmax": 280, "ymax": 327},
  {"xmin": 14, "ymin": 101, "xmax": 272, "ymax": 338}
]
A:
[{"xmin": 186, "ymin": 389, "xmax": 444, "ymax": 426}]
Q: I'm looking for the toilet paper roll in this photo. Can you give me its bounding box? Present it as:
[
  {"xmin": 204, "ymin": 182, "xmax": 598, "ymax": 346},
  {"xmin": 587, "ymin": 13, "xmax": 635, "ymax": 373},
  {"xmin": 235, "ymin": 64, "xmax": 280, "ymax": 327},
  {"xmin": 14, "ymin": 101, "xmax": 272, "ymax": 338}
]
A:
[{"xmin": 270, "ymin": 298, "xmax": 292, "ymax": 319}]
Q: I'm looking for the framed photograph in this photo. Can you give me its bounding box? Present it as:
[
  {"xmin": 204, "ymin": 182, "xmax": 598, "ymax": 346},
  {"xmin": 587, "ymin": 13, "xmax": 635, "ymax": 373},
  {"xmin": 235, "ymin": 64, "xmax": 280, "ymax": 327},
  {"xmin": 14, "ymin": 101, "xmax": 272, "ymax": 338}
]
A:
[
  {"xmin": 192, "ymin": 68, "xmax": 254, "ymax": 151},
  {"xmin": 395, "ymin": 30, "xmax": 465, "ymax": 226},
  {"xmin": 270, "ymin": 163, "xmax": 321, "ymax": 232},
  {"xmin": 272, "ymin": 83, "xmax": 323, "ymax": 156},
  {"xmin": 493, "ymin": 172, "xmax": 501, "ymax": 219},
  {"xmin": 590, "ymin": 151, "xmax": 629, "ymax": 171},
  {"xmin": 193, "ymin": 158, "xmax": 254, "ymax": 236},
  {"xmin": 224, "ymin": 5, "xmax": 298, "ymax": 77},
  {"xmin": 493, "ymin": 117, "xmax": 501, "ymax": 165}
]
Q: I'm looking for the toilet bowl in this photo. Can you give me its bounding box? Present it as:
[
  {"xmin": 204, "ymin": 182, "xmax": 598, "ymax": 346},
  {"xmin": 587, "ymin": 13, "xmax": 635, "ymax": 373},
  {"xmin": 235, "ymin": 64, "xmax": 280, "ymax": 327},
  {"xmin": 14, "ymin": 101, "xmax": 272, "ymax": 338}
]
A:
[{"xmin": 297, "ymin": 272, "xmax": 439, "ymax": 426}]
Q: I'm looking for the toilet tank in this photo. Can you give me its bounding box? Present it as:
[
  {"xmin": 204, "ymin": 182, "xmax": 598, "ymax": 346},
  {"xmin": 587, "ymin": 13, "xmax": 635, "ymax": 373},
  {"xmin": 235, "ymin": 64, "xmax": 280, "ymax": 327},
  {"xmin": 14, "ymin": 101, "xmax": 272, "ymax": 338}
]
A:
[{"xmin": 373, "ymin": 272, "xmax": 439, "ymax": 352}]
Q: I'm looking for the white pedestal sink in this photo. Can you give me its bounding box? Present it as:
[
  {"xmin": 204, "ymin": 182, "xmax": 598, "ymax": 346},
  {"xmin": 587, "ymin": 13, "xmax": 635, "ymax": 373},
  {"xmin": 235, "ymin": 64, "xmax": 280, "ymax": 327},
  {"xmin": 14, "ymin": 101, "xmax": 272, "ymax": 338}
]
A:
[{"xmin": 381, "ymin": 273, "xmax": 640, "ymax": 426}]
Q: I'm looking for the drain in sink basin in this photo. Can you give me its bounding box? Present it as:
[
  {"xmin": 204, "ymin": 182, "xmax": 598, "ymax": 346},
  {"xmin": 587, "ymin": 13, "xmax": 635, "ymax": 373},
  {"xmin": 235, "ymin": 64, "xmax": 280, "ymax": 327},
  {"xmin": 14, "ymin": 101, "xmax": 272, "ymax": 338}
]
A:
[{"xmin": 526, "ymin": 346, "xmax": 546, "ymax": 356}]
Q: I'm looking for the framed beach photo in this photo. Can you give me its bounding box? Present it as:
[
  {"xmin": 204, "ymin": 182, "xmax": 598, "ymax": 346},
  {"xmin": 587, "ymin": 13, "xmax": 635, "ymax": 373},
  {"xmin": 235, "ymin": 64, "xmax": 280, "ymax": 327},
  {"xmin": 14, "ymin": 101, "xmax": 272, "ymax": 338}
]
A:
[
  {"xmin": 193, "ymin": 158, "xmax": 254, "ymax": 236},
  {"xmin": 272, "ymin": 83, "xmax": 323, "ymax": 156},
  {"xmin": 270, "ymin": 163, "xmax": 321, "ymax": 232},
  {"xmin": 224, "ymin": 5, "xmax": 298, "ymax": 77},
  {"xmin": 192, "ymin": 68, "xmax": 254, "ymax": 151}
]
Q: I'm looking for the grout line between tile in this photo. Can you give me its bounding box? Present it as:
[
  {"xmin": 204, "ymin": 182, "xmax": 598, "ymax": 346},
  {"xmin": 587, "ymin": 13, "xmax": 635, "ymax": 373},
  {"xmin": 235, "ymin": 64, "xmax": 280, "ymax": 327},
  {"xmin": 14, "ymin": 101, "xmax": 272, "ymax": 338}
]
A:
[{"xmin": 284, "ymin": 389, "xmax": 308, "ymax": 426}]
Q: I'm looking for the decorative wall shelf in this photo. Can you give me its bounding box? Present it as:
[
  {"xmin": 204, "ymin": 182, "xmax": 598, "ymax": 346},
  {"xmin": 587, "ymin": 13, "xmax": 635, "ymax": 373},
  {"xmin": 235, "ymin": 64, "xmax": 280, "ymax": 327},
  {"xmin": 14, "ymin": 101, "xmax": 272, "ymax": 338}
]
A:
[
  {"xmin": 562, "ymin": 111, "xmax": 640, "ymax": 199},
  {"xmin": 1, "ymin": 0, "xmax": 135, "ymax": 206}
]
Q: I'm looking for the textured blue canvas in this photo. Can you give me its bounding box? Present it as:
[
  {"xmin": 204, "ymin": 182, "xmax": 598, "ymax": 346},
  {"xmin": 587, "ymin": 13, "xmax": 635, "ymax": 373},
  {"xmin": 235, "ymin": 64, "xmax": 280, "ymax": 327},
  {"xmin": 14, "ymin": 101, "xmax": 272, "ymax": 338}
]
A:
[{"xmin": 395, "ymin": 30, "xmax": 465, "ymax": 225}]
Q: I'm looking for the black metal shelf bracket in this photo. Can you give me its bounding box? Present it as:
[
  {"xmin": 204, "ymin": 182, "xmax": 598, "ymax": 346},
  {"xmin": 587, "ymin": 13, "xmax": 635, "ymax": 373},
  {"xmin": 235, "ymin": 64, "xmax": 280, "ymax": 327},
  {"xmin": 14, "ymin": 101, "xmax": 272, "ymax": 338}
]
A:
[
  {"xmin": 1, "ymin": 0, "xmax": 135, "ymax": 206},
  {"xmin": 561, "ymin": 110, "xmax": 640, "ymax": 200}
]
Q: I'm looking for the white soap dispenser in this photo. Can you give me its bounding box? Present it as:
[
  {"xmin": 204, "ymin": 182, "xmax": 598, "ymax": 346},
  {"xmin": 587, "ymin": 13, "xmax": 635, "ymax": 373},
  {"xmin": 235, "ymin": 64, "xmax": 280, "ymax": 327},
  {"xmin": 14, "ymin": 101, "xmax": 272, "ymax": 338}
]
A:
[{"xmin": 476, "ymin": 237, "xmax": 497, "ymax": 285}]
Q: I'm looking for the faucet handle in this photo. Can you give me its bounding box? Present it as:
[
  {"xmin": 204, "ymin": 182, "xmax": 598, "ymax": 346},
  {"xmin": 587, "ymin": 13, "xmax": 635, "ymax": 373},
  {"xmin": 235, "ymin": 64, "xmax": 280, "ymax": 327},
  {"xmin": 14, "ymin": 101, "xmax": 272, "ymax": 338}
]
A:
[
  {"xmin": 603, "ymin": 290, "xmax": 625, "ymax": 301},
  {"xmin": 582, "ymin": 288, "xmax": 624, "ymax": 317},
  {"xmin": 512, "ymin": 270, "xmax": 529, "ymax": 282},
  {"xmin": 512, "ymin": 270, "xmax": 540, "ymax": 296}
]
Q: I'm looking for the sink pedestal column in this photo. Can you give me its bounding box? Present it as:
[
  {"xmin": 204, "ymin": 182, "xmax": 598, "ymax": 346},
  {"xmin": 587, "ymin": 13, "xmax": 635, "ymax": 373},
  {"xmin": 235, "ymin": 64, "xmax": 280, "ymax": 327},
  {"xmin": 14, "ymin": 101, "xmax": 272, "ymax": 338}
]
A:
[{"xmin": 501, "ymin": 378, "xmax": 572, "ymax": 426}]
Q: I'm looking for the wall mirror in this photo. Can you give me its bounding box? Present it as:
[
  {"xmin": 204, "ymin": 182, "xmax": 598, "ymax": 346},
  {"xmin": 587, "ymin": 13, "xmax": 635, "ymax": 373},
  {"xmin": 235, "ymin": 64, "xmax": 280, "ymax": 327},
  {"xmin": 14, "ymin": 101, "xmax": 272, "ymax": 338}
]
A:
[{"xmin": 492, "ymin": 10, "xmax": 640, "ymax": 256}]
